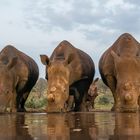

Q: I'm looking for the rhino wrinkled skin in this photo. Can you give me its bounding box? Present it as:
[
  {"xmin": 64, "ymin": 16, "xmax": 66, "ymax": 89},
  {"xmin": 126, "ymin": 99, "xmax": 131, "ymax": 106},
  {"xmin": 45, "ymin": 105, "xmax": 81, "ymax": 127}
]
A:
[
  {"xmin": 99, "ymin": 33, "xmax": 140, "ymax": 112},
  {"xmin": 40, "ymin": 40, "xmax": 95, "ymax": 112},
  {"xmin": 0, "ymin": 45, "xmax": 39, "ymax": 112}
]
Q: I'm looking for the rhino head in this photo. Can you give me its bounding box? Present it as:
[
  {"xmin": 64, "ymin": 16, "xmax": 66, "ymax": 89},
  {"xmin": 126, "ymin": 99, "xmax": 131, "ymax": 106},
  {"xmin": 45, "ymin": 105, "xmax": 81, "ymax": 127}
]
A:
[
  {"xmin": 40, "ymin": 55, "xmax": 71, "ymax": 112},
  {"xmin": 111, "ymin": 51, "xmax": 140, "ymax": 112}
]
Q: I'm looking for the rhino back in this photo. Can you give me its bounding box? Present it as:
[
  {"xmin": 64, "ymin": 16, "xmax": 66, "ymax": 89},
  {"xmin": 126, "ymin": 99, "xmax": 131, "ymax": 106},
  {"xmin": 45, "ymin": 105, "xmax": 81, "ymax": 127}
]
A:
[
  {"xmin": 50, "ymin": 40, "xmax": 94, "ymax": 84},
  {"xmin": 18, "ymin": 51, "xmax": 39, "ymax": 93},
  {"xmin": 99, "ymin": 33, "xmax": 140, "ymax": 86},
  {"xmin": 77, "ymin": 48, "xmax": 95, "ymax": 82},
  {"xmin": 0, "ymin": 45, "xmax": 39, "ymax": 93}
]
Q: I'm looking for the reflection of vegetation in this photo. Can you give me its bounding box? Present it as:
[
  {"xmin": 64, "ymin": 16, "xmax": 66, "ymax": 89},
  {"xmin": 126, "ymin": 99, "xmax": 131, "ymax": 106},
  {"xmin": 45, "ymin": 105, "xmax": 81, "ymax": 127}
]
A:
[{"xmin": 25, "ymin": 78, "xmax": 114, "ymax": 111}]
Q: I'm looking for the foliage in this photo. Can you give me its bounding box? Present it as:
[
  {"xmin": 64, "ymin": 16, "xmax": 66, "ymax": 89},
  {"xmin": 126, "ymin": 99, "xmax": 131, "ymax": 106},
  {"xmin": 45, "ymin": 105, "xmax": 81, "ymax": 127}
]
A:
[
  {"xmin": 25, "ymin": 78, "xmax": 47, "ymax": 109},
  {"xmin": 94, "ymin": 79, "xmax": 114, "ymax": 110},
  {"xmin": 97, "ymin": 79, "xmax": 110, "ymax": 94},
  {"xmin": 25, "ymin": 97, "xmax": 47, "ymax": 109},
  {"xmin": 98, "ymin": 95, "xmax": 110, "ymax": 105}
]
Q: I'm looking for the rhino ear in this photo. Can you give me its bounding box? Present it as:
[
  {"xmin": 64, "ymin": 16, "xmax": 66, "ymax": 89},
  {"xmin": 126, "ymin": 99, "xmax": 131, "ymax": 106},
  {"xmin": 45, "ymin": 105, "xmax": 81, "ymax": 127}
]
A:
[
  {"xmin": 111, "ymin": 51, "xmax": 120, "ymax": 61},
  {"xmin": 40, "ymin": 55, "xmax": 49, "ymax": 65},
  {"xmin": 7, "ymin": 57, "xmax": 18, "ymax": 70}
]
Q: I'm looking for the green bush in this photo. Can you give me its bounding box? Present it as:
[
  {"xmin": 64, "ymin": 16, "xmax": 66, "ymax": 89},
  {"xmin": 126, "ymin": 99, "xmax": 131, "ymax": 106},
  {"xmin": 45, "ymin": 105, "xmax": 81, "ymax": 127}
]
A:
[
  {"xmin": 98, "ymin": 96, "xmax": 110, "ymax": 105},
  {"xmin": 25, "ymin": 98, "xmax": 47, "ymax": 109}
]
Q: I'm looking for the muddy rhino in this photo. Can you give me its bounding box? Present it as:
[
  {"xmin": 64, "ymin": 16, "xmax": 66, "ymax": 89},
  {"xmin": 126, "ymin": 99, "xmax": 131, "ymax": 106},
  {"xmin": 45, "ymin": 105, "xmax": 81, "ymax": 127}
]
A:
[
  {"xmin": 99, "ymin": 33, "xmax": 140, "ymax": 112},
  {"xmin": 0, "ymin": 45, "xmax": 39, "ymax": 112},
  {"xmin": 86, "ymin": 78, "xmax": 99, "ymax": 111},
  {"xmin": 40, "ymin": 40, "xmax": 95, "ymax": 112}
]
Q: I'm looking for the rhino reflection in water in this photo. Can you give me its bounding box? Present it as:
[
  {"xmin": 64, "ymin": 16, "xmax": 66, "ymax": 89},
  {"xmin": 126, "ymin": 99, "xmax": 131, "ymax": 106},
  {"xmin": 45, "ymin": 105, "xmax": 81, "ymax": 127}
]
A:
[
  {"xmin": 0, "ymin": 114, "xmax": 33, "ymax": 139},
  {"xmin": 68, "ymin": 113, "xmax": 98, "ymax": 140},
  {"xmin": 110, "ymin": 113, "xmax": 140, "ymax": 140},
  {"xmin": 40, "ymin": 40, "xmax": 95, "ymax": 112},
  {"xmin": 26, "ymin": 114, "xmax": 70, "ymax": 140},
  {"xmin": 99, "ymin": 33, "xmax": 140, "ymax": 112}
]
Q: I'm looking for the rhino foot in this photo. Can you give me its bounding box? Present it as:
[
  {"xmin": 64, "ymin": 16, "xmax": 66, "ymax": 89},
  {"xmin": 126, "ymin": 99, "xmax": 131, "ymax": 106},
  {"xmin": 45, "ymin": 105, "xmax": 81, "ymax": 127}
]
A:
[{"xmin": 17, "ymin": 108, "xmax": 26, "ymax": 112}]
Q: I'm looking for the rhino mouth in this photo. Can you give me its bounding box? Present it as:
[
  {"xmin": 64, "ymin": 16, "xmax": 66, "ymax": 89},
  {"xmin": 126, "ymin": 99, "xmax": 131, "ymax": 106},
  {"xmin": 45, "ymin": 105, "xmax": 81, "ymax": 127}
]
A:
[
  {"xmin": 46, "ymin": 107, "xmax": 67, "ymax": 113},
  {"xmin": 46, "ymin": 101, "xmax": 67, "ymax": 113}
]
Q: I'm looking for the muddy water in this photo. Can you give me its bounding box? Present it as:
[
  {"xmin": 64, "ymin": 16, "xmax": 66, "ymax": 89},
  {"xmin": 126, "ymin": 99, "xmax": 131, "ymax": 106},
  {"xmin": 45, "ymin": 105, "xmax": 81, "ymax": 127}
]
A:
[{"xmin": 0, "ymin": 112, "xmax": 140, "ymax": 140}]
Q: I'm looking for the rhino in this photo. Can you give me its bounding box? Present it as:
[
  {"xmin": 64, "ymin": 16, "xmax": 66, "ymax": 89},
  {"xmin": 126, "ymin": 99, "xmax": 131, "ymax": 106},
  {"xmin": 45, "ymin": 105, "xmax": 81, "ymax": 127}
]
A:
[
  {"xmin": 99, "ymin": 33, "xmax": 140, "ymax": 112},
  {"xmin": 0, "ymin": 45, "xmax": 39, "ymax": 112},
  {"xmin": 40, "ymin": 40, "xmax": 95, "ymax": 112},
  {"xmin": 86, "ymin": 78, "xmax": 99, "ymax": 111}
]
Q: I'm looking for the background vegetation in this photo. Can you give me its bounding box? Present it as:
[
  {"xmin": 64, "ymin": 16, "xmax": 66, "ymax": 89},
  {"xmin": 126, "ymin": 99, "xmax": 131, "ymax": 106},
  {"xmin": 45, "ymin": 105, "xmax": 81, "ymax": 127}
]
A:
[
  {"xmin": 94, "ymin": 79, "xmax": 114, "ymax": 110},
  {"xmin": 25, "ymin": 78, "xmax": 48, "ymax": 111},
  {"xmin": 25, "ymin": 78, "xmax": 114, "ymax": 111}
]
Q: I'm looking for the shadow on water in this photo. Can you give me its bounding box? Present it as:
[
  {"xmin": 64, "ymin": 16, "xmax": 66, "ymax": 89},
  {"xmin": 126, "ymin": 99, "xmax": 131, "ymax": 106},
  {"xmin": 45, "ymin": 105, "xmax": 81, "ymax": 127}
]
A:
[{"xmin": 0, "ymin": 112, "xmax": 140, "ymax": 139}]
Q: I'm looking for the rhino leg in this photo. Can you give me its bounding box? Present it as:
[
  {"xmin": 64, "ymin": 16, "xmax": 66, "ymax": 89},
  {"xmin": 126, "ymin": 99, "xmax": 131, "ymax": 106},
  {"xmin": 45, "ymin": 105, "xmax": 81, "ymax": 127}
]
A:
[
  {"xmin": 106, "ymin": 75, "xmax": 118, "ymax": 111},
  {"xmin": 72, "ymin": 88, "xmax": 83, "ymax": 112},
  {"xmin": 19, "ymin": 91, "xmax": 30, "ymax": 112},
  {"xmin": 72, "ymin": 90, "xmax": 89, "ymax": 112},
  {"xmin": 81, "ymin": 93, "xmax": 90, "ymax": 111},
  {"xmin": 73, "ymin": 86, "xmax": 91, "ymax": 111},
  {"xmin": 85, "ymin": 101, "xmax": 95, "ymax": 112},
  {"xmin": 10, "ymin": 91, "xmax": 17, "ymax": 112},
  {"xmin": 16, "ymin": 91, "xmax": 29, "ymax": 112},
  {"xmin": 70, "ymin": 79, "xmax": 91, "ymax": 112},
  {"xmin": 3, "ymin": 90, "xmax": 17, "ymax": 112},
  {"xmin": 68, "ymin": 88, "xmax": 76, "ymax": 111},
  {"xmin": 66, "ymin": 95, "xmax": 74, "ymax": 111},
  {"xmin": 74, "ymin": 92, "xmax": 82, "ymax": 111}
]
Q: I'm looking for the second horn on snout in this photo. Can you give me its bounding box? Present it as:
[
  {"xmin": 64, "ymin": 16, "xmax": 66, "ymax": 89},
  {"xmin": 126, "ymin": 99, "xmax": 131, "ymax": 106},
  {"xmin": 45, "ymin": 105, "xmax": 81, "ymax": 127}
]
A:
[
  {"xmin": 124, "ymin": 93, "xmax": 132, "ymax": 101},
  {"xmin": 47, "ymin": 94, "xmax": 55, "ymax": 102}
]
